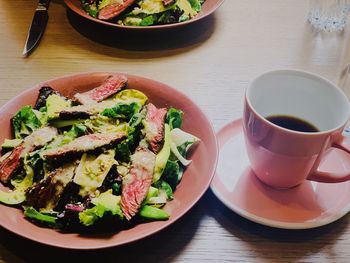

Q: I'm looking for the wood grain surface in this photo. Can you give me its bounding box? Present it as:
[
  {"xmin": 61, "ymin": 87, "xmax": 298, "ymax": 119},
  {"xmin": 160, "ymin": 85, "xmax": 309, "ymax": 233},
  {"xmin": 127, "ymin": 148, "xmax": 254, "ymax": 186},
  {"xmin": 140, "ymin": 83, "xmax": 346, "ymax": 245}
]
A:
[{"xmin": 1, "ymin": 0, "xmax": 350, "ymax": 262}]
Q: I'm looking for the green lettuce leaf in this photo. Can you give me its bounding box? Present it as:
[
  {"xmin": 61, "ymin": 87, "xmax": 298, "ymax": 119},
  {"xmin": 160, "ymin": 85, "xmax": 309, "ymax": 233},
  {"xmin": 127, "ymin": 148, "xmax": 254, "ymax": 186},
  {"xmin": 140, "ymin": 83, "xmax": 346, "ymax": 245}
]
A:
[
  {"xmin": 12, "ymin": 105, "xmax": 41, "ymax": 139},
  {"xmin": 79, "ymin": 190, "xmax": 123, "ymax": 226},
  {"xmin": 154, "ymin": 180, "xmax": 174, "ymax": 200},
  {"xmin": 161, "ymin": 159, "xmax": 182, "ymax": 190},
  {"xmin": 60, "ymin": 124, "xmax": 87, "ymax": 144},
  {"xmin": 101, "ymin": 102, "xmax": 141, "ymax": 121},
  {"xmin": 115, "ymin": 141, "xmax": 131, "ymax": 163},
  {"xmin": 81, "ymin": 0, "xmax": 98, "ymax": 18},
  {"xmin": 188, "ymin": 0, "xmax": 202, "ymax": 12},
  {"xmin": 166, "ymin": 108, "xmax": 183, "ymax": 130},
  {"xmin": 140, "ymin": 15, "xmax": 156, "ymax": 26}
]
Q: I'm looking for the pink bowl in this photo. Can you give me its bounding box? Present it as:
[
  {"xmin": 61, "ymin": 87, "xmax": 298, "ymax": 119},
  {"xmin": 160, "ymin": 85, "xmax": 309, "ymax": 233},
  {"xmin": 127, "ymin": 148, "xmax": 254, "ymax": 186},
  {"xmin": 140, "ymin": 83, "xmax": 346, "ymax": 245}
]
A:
[
  {"xmin": 0, "ymin": 72, "xmax": 218, "ymax": 249},
  {"xmin": 64, "ymin": 0, "xmax": 225, "ymax": 30}
]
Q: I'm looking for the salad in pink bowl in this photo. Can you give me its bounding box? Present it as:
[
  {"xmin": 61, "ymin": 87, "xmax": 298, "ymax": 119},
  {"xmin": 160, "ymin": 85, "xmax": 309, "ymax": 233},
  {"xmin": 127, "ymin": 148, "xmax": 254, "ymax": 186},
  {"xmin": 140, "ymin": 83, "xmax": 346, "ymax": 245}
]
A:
[{"xmin": 0, "ymin": 73, "xmax": 218, "ymax": 249}]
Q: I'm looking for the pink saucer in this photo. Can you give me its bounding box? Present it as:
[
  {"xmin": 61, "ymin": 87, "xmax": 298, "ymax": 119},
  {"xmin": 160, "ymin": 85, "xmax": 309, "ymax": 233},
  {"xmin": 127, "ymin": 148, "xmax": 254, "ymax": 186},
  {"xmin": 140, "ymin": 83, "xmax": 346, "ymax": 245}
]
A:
[{"xmin": 211, "ymin": 119, "xmax": 350, "ymax": 229}]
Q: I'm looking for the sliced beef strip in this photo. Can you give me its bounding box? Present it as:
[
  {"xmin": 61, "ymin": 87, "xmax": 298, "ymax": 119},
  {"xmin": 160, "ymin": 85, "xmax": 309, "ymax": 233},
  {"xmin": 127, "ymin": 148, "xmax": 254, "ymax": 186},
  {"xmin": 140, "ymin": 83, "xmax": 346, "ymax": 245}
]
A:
[
  {"xmin": 121, "ymin": 147, "xmax": 156, "ymax": 220},
  {"xmin": 58, "ymin": 100, "xmax": 115, "ymax": 119},
  {"xmin": 23, "ymin": 126, "xmax": 58, "ymax": 150},
  {"xmin": 0, "ymin": 145, "xmax": 25, "ymax": 183},
  {"xmin": 0, "ymin": 127, "xmax": 58, "ymax": 183},
  {"xmin": 163, "ymin": 0, "xmax": 175, "ymax": 7},
  {"xmin": 58, "ymin": 110, "xmax": 92, "ymax": 120},
  {"xmin": 144, "ymin": 103, "xmax": 167, "ymax": 154},
  {"xmin": 98, "ymin": 0, "xmax": 136, "ymax": 21},
  {"xmin": 74, "ymin": 74, "xmax": 128, "ymax": 105},
  {"xmin": 26, "ymin": 162, "xmax": 77, "ymax": 211},
  {"xmin": 43, "ymin": 132, "xmax": 126, "ymax": 162}
]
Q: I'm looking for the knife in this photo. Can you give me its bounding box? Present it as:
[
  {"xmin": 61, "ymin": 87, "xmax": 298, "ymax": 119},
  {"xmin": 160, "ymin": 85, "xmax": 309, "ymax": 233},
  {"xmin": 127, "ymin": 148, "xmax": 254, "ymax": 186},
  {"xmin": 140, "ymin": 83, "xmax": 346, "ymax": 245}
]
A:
[{"xmin": 23, "ymin": 0, "xmax": 51, "ymax": 57}]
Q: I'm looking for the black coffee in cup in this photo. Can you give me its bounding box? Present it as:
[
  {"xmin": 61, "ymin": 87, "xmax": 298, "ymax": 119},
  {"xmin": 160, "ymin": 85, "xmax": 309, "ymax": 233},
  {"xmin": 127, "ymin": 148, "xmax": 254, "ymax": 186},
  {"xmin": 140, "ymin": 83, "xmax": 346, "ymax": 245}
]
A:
[{"xmin": 266, "ymin": 115, "xmax": 319, "ymax": 133}]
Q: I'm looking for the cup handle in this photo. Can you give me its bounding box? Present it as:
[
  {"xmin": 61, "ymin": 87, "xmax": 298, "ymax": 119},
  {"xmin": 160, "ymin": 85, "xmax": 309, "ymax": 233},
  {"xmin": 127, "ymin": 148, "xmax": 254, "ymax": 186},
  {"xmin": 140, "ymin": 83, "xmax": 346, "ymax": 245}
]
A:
[{"xmin": 307, "ymin": 136, "xmax": 350, "ymax": 183}]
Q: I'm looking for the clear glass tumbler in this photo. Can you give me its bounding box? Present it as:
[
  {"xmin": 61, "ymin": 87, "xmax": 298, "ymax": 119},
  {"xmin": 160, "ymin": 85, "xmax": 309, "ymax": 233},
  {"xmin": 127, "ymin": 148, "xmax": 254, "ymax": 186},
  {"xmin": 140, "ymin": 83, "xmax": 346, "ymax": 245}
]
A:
[{"xmin": 308, "ymin": 0, "xmax": 350, "ymax": 32}]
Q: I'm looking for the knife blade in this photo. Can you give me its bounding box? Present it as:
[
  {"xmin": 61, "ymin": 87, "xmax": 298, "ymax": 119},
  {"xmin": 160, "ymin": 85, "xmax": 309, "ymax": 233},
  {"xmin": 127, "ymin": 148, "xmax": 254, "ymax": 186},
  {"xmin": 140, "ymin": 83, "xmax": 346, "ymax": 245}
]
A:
[{"xmin": 23, "ymin": 0, "xmax": 51, "ymax": 57}]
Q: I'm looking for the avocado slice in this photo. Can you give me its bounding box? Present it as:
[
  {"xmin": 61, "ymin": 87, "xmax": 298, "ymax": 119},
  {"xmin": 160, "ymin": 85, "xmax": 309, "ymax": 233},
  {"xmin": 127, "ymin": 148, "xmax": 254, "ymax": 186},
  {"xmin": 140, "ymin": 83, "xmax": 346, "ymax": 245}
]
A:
[
  {"xmin": 1, "ymin": 139, "xmax": 23, "ymax": 151},
  {"xmin": 46, "ymin": 94, "xmax": 71, "ymax": 120},
  {"xmin": 145, "ymin": 186, "xmax": 159, "ymax": 201},
  {"xmin": 0, "ymin": 188, "xmax": 27, "ymax": 205},
  {"xmin": 153, "ymin": 124, "xmax": 171, "ymax": 183},
  {"xmin": 0, "ymin": 165, "xmax": 34, "ymax": 205},
  {"xmin": 73, "ymin": 150, "xmax": 117, "ymax": 195},
  {"xmin": 139, "ymin": 205, "xmax": 169, "ymax": 220}
]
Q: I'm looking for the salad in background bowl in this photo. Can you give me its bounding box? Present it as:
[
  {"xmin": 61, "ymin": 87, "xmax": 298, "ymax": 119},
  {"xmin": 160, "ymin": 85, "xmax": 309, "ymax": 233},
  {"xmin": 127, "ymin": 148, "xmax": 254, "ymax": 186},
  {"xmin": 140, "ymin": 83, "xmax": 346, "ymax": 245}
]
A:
[
  {"xmin": 81, "ymin": 0, "xmax": 205, "ymax": 26},
  {"xmin": 0, "ymin": 73, "xmax": 218, "ymax": 249},
  {"xmin": 64, "ymin": 0, "xmax": 224, "ymax": 29}
]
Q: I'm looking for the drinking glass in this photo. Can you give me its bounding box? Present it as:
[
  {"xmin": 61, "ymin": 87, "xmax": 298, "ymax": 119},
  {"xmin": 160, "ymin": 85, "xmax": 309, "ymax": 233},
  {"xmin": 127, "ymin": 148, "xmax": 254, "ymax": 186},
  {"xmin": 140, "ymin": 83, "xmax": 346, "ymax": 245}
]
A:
[{"xmin": 308, "ymin": 0, "xmax": 350, "ymax": 32}]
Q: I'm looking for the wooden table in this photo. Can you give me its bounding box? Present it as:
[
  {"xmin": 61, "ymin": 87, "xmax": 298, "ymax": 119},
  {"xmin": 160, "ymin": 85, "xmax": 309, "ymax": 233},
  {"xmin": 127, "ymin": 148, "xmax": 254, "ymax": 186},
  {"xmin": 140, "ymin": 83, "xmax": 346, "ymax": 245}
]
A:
[{"xmin": 1, "ymin": 0, "xmax": 350, "ymax": 262}]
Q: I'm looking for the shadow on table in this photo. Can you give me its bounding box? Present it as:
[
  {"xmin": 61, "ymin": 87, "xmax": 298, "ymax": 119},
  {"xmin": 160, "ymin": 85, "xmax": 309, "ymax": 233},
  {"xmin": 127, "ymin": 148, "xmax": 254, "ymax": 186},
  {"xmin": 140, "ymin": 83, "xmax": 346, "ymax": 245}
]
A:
[
  {"xmin": 66, "ymin": 8, "xmax": 216, "ymax": 56},
  {"xmin": 207, "ymin": 189, "xmax": 349, "ymax": 261},
  {"xmin": 0, "ymin": 200, "xmax": 203, "ymax": 263}
]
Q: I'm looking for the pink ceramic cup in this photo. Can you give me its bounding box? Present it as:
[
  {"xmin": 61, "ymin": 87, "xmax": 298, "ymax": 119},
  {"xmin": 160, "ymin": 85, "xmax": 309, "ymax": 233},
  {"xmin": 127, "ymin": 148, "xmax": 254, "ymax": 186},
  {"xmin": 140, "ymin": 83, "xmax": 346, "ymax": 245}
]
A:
[{"xmin": 243, "ymin": 69, "xmax": 350, "ymax": 188}]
